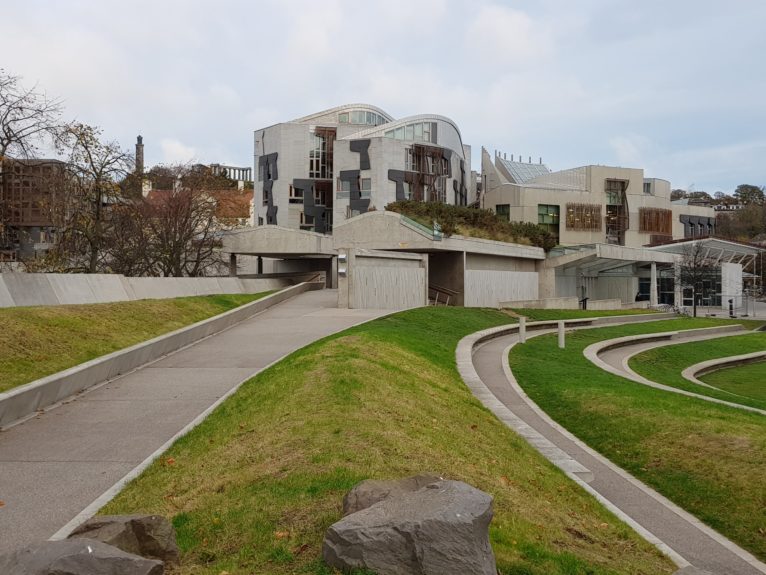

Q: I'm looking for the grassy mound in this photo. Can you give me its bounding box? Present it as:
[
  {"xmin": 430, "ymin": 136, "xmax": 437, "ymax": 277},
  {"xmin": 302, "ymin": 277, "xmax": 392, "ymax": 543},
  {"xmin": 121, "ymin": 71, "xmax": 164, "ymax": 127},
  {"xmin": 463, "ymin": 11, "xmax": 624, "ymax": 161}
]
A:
[
  {"xmin": 385, "ymin": 200, "xmax": 557, "ymax": 251},
  {"xmin": 701, "ymin": 361, "xmax": 766, "ymax": 401},
  {"xmin": 103, "ymin": 308, "xmax": 673, "ymax": 575},
  {"xmin": 629, "ymin": 332, "xmax": 766, "ymax": 409},
  {"xmin": 0, "ymin": 293, "xmax": 269, "ymax": 393},
  {"xmin": 509, "ymin": 318, "xmax": 766, "ymax": 560}
]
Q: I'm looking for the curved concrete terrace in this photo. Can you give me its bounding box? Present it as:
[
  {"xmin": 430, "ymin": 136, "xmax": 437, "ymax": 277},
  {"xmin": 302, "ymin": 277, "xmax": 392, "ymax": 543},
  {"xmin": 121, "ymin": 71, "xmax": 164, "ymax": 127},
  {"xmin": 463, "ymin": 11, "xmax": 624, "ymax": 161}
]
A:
[
  {"xmin": 682, "ymin": 351, "xmax": 766, "ymax": 387},
  {"xmin": 584, "ymin": 326, "xmax": 766, "ymax": 415},
  {"xmin": 458, "ymin": 317, "xmax": 766, "ymax": 575}
]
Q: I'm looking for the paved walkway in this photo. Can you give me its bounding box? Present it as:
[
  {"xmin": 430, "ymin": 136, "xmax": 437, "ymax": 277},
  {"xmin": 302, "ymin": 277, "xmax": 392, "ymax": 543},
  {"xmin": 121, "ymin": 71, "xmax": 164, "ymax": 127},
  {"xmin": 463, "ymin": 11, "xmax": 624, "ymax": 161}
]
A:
[
  {"xmin": 0, "ymin": 290, "xmax": 387, "ymax": 554},
  {"xmin": 472, "ymin": 330, "xmax": 766, "ymax": 575}
]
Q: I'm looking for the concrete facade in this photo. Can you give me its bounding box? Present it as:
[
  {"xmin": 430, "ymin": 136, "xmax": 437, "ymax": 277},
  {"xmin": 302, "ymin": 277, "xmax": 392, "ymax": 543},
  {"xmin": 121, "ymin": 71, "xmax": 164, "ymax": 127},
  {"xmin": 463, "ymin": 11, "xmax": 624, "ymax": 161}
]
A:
[
  {"xmin": 0, "ymin": 273, "xmax": 294, "ymax": 308},
  {"xmin": 252, "ymin": 104, "xmax": 475, "ymax": 233},
  {"xmin": 482, "ymin": 149, "xmax": 716, "ymax": 248}
]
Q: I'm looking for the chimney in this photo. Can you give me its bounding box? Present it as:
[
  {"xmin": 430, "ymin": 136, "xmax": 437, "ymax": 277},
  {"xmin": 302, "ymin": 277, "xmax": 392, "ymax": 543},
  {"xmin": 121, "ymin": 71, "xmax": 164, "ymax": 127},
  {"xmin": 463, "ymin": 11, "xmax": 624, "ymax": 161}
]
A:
[
  {"xmin": 135, "ymin": 135, "xmax": 144, "ymax": 175},
  {"xmin": 539, "ymin": 157, "xmax": 542, "ymax": 164},
  {"xmin": 528, "ymin": 156, "xmax": 532, "ymax": 163}
]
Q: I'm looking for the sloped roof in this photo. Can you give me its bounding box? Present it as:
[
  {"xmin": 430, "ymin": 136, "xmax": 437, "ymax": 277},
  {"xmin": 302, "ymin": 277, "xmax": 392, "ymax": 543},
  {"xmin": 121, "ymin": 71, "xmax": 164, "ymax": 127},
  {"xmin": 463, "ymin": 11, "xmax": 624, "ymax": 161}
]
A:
[{"xmin": 497, "ymin": 157, "xmax": 551, "ymax": 184}]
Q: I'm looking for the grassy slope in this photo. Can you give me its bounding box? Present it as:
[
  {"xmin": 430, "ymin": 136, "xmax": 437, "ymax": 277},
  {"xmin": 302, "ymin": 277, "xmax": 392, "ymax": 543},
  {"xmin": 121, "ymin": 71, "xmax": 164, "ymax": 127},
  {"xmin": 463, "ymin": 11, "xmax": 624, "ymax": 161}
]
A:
[
  {"xmin": 629, "ymin": 332, "xmax": 766, "ymax": 409},
  {"xmin": 103, "ymin": 307, "xmax": 673, "ymax": 575},
  {"xmin": 0, "ymin": 293, "xmax": 269, "ymax": 393},
  {"xmin": 701, "ymin": 361, "xmax": 766, "ymax": 401},
  {"xmin": 509, "ymin": 308, "xmax": 657, "ymax": 321},
  {"xmin": 509, "ymin": 318, "xmax": 766, "ymax": 560}
]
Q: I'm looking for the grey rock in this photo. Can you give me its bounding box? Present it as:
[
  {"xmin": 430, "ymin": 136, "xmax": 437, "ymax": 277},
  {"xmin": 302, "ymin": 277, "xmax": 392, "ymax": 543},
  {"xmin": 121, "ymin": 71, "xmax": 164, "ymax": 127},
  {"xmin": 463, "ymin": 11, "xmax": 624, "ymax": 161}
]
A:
[
  {"xmin": 324, "ymin": 479, "xmax": 496, "ymax": 575},
  {"xmin": 69, "ymin": 514, "xmax": 180, "ymax": 564},
  {"xmin": 0, "ymin": 538, "xmax": 164, "ymax": 575},
  {"xmin": 343, "ymin": 473, "xmax": 443, "ymax": 516}
]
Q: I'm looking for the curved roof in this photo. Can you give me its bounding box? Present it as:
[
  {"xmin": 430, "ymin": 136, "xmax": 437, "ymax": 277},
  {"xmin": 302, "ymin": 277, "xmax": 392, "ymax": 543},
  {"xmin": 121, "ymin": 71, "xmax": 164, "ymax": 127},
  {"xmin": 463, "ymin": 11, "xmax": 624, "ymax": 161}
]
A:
[
  {"xmin": 292, "ymin": 103, "xmax": 394, "ymax": 124},
  {"xmin": 342, "ymin": 113, "xmax": 462, "ymax": 140}
]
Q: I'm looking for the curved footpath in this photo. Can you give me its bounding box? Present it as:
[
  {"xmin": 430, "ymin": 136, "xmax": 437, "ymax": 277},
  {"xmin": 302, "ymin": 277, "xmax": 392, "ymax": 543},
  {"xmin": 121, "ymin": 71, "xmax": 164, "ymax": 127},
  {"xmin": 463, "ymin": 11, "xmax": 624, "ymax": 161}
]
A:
[
  {"xmin": 592, "ymin": 330, "xmax": 766, "ymax": 415},
  {"xmin": 0, "ymin": 289, "xmax": 388, "ymax": 555},
  {"xmin": 465, "ymin": 322, "xmax": 766, "ymax": 575}
]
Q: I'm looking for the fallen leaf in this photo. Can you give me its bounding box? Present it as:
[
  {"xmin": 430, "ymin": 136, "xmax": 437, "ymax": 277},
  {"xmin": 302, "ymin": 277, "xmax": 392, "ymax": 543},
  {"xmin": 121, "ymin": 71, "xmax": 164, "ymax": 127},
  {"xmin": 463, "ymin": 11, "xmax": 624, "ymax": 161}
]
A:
[
  {"xmin": 499, "ymin": 476, "xmax": 510, "ymax": 486},
  {"xmin": 275, "ymin": 530, "xmax": 290, "ymax": 539},
  {"xmin": 470, "ymin": 424, "xmax": 478, "ymax": 430},
  {"xmin": 293, "ymin": 543, "xmax": 309, "ymax": 555},
  {"xmin": 165, "ymin": 457, "xmax": 176, "ymax": 466}
]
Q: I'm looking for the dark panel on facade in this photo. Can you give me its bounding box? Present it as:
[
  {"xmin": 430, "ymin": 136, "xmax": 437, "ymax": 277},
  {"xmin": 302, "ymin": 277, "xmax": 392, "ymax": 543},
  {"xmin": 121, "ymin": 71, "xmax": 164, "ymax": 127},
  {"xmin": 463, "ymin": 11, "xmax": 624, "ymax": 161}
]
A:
[
  {"xmin": 349, "ymin": 140, "xmax": 371, "ymax": 171},
  {"xmin": 387, "ymin": 169, "xmax": 408, "ymax": 202},
  {"xmin": 294, "ymin": 178, "xmax": 328, "ymax": 234},
  {"xmin": 339, "ymin": 169, "xmax": 369, "ymax": 214},
  {"xmin": 680, "ymin": 214, "xmax": 716, "ymax": 238},
  {"xmin": 259, "ymin": 153, "xmax": 279, "ymax": 225}
]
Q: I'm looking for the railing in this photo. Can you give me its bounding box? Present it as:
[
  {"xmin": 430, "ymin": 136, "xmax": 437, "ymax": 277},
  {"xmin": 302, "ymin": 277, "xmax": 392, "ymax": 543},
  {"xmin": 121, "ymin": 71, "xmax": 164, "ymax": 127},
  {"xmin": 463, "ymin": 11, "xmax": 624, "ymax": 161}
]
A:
[
  {"xmin": 429, "ymin": 283, "xmax": 459, "ymax": 306},
  {"xmin": 399, "ymin": 215, "xmax": 442, "ymax": 241}
]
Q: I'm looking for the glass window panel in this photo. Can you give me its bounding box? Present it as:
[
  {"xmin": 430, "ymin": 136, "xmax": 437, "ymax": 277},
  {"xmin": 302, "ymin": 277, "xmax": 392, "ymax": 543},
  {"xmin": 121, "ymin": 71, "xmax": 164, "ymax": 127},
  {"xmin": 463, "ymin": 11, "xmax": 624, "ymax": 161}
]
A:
[
  {"xmin": 395, "ymin": 126, "xmax": 405, "ymax": 139},
  {"xmin": 414, "ymin": 123, "xmax": 423, "ymax": 140},
  {"xmin": 385, "ymin": 130, "xmax": 394, "ymax": 138},
  {"xmin": 339, "ymin": 112, "xmax": 348, "ymax": 123},
  {"xmin": 405, "ymin": 125, "xmax": 414, "ymax": 140},
  {"xmin": 361, "ymin": 178, "xmax": 372, "ymax": 191}
]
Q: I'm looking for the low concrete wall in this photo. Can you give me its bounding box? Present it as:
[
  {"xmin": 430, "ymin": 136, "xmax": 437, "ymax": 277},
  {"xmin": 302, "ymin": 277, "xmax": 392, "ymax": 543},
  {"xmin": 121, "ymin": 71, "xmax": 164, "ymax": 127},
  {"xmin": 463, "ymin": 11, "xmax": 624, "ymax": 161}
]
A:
[
  {"xmin": 0, "ymin": 273, "xmax": 293, "ymax": 308},
  {"xmin": 683, "ymin": 351, "xmax": 766, "ymax": 385},
  {"xmin": 0, "ymin": 282, "xmax": 322, "ymax": 429},
  {"xmin": 464, "ymin": 270, "xmax": 538, "ymax": 307},
  {"xmin": 501, "ymin": 297, "xmax": 579, "ymax": 309}
]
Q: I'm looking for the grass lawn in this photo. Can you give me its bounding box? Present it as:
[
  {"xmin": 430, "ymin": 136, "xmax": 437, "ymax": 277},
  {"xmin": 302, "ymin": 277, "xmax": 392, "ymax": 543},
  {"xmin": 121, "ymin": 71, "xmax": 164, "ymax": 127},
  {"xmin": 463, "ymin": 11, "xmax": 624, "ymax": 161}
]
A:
[
  {"xmin": 509, "ymin": 318, "xmax": 766, "ymax": 561},
  {"xmin": 0, "ymin": 293, "xmax": 270, "ymax": 393},
  {"xmin": 509, "ymin": 308, "xmax": 657, "ymax": 321},
  {"xmin": 701, "ymin": 360, "xmax": 766, "ymax": 402},
  {"xmin": 629, "ymin": 332, "xmax": 766, "ymax": 409},
  {"xmin": 103, "ymin": 307, "xmax": 674, "ymax": 575}
]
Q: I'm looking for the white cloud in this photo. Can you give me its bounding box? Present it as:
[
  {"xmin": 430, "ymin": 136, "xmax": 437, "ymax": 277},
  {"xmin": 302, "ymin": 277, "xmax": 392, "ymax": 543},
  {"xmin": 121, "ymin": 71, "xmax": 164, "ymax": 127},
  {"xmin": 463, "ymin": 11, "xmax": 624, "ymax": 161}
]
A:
[{"xmin": 160, "ymin": 139, "xmax": 197, "ymax": 165}]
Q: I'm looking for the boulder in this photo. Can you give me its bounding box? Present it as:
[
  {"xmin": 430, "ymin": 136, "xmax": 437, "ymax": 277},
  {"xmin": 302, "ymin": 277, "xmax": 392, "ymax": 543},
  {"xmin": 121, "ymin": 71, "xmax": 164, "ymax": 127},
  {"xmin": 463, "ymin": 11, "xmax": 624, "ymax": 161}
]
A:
[
  {"xmin": 324, "ymin": 479, "xmax": 496, "ymax": 575},
  {"xmin": 342, "ymin": 473, "xmax": 443, "ymax": 515},
  {"xmin": 69, "ymin": 514, "xmax": 179, "ymax": 564},
  {"xmin": 0, "ymin": 538, "xmax": 164, "ymax": 575}
]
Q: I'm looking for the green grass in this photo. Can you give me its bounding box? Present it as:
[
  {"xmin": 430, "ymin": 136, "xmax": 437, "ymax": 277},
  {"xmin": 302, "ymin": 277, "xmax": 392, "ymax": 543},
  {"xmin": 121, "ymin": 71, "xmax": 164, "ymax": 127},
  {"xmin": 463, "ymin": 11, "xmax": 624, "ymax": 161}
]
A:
[
  {"xmin": 103, "ymin": 307, "xmax": 674, "ymax": 575},
  {"xmin": 509, "ymin": 308, "xmax": 658, "ymax": 321},
  {"xmin": 701, "ymin": 360, "xmax": 766, "ymax": 402},
  {"xmin": 629, "ymin": 332, "xmax": 766, "ymax": 409},
  {"xmin": 509, "ymin": 318, "xmax": 766, "ymax": 560},
  {"xmin": 0, "ymin": 293, "xmax": 271, "ymax": 393}
]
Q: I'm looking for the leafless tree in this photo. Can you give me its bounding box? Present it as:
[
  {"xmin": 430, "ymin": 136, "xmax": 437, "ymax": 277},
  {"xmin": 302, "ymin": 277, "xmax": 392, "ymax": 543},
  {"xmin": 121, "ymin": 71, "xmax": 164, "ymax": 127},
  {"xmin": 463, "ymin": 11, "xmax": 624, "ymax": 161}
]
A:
[
  {"xmin": 52, "ymin": 123, "xmax": 134, "ymax": 272},
  {"xmin": 0, "ymin": 69, "xmax": 64, "ymax": 160},
  {"xmin": 677, "ymin": 242, "xmax": 717, "ymax": 317}
]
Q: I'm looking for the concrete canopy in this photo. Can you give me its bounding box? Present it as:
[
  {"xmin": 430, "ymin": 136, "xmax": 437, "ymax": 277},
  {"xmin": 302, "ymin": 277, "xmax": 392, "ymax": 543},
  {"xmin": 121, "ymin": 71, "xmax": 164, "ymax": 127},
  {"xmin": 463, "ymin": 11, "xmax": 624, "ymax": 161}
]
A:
[
  {"xmin": 648, "ymin": 237, "xmax": 762, "ymax": 268},
  {"xmin": 545, "ymin": 243, "xmax": 678, "ymax": 275},
  {"xmin": 223, "ymin": 225, "xmax": 335, "ymax": 258}
]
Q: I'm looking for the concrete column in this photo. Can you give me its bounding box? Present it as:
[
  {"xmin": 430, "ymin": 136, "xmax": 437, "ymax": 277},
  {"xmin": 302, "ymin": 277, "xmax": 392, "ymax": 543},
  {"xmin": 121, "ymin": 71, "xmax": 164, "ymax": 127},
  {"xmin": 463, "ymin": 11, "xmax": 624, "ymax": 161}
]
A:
[
  {"xmin": 228, "ymin": 253, "xmax": 237, "ymax": 277},
  {"xmin": 518, "ymin": 316, "xmax": 526, "ymax": 343},
  {"xmin": 328, "ymin": 256, "xmax": 337, "ymax": 289},
  {"xmin": 650, "ymin": 262, "xmax": 658, "ymax": 306},
  {"xmin": 673, "ymin": 261, "xmax": 682, "ymax": 307},
  {"xmin": 558, "ymin": 321, "xmax": 565, "ymax": 349}
]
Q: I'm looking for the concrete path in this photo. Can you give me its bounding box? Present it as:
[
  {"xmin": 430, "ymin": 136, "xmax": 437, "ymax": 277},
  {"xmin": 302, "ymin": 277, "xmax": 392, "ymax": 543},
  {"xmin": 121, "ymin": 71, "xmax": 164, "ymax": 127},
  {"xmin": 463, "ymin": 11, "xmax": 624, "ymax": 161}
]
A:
[
  {"xmin": 472, "ymin": 330, "xmax": 766, "ymax": 575},
  {"xmin": 0, "ymin": 290, "xmax": 387, "ymax": 554}
]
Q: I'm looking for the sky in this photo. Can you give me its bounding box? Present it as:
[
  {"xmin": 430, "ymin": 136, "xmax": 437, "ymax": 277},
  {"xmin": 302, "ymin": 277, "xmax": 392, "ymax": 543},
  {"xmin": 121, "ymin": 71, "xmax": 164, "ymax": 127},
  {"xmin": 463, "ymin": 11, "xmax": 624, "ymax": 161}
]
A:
[{"xmin": 2, "ymin": 0, "xmax": 765, "ymax": 194}]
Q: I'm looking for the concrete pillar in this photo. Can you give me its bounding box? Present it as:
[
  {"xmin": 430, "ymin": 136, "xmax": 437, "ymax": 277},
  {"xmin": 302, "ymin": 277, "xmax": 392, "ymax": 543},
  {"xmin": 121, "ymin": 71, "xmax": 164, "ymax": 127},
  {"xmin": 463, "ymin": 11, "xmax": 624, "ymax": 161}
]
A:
[
  {"xmin": 558, "ymin": 321, "xmax": 565, "ymax": 349},
  {"xmin": 650, "ymin": 262, "xmax": 658, "ymax": 306},
  {"xmin": 229, "ymin": 253, "xmax": 237, "ymax": 277},
  {"xmin": 328, "ymin": 256, "xmax": 337, "ymax": 289},
  {"xmin": 673, "ymin": 261, "xmax": 682, "ymax": 307},
  {"xmin": 519, "ymin": 316, "xmax": 526, "ymax": 343}
]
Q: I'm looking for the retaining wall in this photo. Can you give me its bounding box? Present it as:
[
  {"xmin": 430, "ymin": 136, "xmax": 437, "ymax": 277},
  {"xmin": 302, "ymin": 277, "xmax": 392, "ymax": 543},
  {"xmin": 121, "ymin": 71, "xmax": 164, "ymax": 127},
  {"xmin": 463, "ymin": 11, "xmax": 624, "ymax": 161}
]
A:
[
  {"xmin": 0, "ymin": 273, "xmax": 299, "ymax": 308},
  {"xmin": 0, "ymin": 282, "xmax": 322, "ymax": 429}
]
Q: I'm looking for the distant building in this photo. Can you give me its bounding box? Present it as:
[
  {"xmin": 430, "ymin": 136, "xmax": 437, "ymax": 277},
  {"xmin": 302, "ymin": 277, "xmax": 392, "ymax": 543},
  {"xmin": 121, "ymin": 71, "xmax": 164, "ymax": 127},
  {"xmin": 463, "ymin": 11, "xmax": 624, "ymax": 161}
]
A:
[
  {"xmin": 0, "ymin": 158, "xmax": 67, "ymax": 261},
  {"xmin": 481, "ymin": 149, "xmax": 717, "ymax": 247}
]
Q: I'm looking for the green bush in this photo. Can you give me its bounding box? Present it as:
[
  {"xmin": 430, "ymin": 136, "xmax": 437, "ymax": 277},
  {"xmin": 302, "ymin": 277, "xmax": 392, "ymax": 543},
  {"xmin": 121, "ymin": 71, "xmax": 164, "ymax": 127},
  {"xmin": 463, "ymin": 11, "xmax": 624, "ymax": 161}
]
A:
[{"xmin": 385, "ymin": 200, "xmax": 557, "ymax": 251}]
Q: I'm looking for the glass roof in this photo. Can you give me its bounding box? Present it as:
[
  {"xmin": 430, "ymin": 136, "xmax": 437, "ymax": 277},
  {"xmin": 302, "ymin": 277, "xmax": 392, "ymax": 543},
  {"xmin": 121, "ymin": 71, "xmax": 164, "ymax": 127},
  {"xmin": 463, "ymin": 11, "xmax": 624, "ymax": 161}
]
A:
[{"xmin": 498, "ymin": 157, "xmax": 551, "ymax": 184}]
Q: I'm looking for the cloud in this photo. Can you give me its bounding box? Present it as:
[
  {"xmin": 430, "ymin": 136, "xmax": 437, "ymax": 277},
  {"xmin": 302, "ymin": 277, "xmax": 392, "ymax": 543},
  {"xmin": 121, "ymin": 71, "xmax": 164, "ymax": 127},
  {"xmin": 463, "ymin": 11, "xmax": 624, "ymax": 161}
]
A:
[{"xmin": 160, "ymin": 139, "xmax": 197, "ymax": 165}]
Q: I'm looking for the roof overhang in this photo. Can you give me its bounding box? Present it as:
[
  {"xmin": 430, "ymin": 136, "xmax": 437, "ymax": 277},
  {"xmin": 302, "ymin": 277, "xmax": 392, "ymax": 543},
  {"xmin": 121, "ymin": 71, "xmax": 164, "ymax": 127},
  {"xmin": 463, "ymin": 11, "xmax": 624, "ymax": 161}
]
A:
[{"xmin": 223, "ymin": 226, "xmax": 336, "ymax": 257}]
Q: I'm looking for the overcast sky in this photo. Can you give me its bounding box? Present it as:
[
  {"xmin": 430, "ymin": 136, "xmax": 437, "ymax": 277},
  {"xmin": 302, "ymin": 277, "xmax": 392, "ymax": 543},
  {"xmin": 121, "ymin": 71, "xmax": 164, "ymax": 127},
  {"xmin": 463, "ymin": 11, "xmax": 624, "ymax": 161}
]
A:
[{"xmin": 3, "ymin": 0, "xmax": 765, "ymax": 193}]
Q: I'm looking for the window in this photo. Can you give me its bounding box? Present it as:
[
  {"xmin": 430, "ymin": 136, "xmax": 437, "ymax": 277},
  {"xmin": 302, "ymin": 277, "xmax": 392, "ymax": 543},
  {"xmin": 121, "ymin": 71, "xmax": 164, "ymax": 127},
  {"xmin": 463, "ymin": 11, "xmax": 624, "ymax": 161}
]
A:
[
  {"xmin": 384, "ymin": 122, "xmax": 437, "ymax": 143},
  {"xmin": 496, "ymin": 204, "xmax": 510, "ymax": 221},
  {"xmin": 339, "ymin": 179, "xmax": 351, "ymax": 192},
  {"xmin": 309, "ymin": 128, "xmax": 335, "ymax": 179},
  {"xmin": 638, "ymin": 208, "xmax": 672, "ymax": 234},
  {"xmin": 338, "ymin": 112, "xmax": 349, "ymax": 123},
  {"xmin": 288, "ymin": 184, "xmax": 303, "ymax": 204},
  {"xmin": 538, "ymin": 204, "xmax": 560, "ymax": 239},
  {"xmin": 643, "ymin": 182, "xmax": 652, "ymax": 195},
  {"xmin": 361, "ymin": 178, "xmax": 371, "ymax": 191}
]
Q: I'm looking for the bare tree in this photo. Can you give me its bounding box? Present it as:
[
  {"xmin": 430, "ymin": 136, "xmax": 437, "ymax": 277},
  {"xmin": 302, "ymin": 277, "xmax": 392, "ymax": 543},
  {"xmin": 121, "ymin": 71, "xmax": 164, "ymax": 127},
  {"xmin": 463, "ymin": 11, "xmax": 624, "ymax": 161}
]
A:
[
  {"xmin": 677, "ymin": 242, "xmax": 716, "ymax": 317},
  {"xmin": 0, "ymin": 69, "xmax": 64, "ymax": 160},
  {"xmin": 53, "ymin": 123, "xmax": 134, "ymax": 272},
  {"xmin": 143, "ymin": 166, "xmax": 224, "ymax": 276}
]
